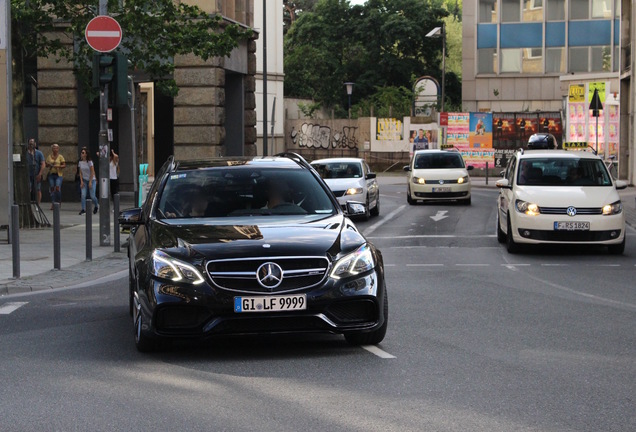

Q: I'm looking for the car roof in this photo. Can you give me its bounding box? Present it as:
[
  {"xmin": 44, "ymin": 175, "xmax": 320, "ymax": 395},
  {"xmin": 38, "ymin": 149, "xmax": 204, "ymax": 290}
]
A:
[
  {"xmin": 172, "ymin": 156, "xmax": 305, "ymax": 171},
  {"xmin": 310, "ymin": 157, "xmax": 364, "ymax": 164},
  {"xmin": 517, "ymin": 150, "xmax": 601, "ymax": 160},
  {"xmin": 413, "ymin": 149, "xmax": 458, "ymax": 155}
]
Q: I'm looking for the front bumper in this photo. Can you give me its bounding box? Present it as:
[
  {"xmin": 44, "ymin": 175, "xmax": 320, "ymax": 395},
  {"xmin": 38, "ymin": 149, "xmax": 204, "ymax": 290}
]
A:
[
  {"xmin": 511, "ymin": 212, "xmax": 625, "ymax": 245},
  {"xmin": 142, "ymin": 270, "xmax": 386, "ymax": 340},
  {"xmin": 410, "ymin": 181, "xmax": 471, "ymax": 201}
]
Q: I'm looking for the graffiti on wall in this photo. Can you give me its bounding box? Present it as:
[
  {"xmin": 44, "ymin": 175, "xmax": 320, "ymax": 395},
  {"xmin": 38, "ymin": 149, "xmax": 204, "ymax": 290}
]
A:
[{"xmin": 290, "ymin": 123, "xmax": 359, "ymax": 149}]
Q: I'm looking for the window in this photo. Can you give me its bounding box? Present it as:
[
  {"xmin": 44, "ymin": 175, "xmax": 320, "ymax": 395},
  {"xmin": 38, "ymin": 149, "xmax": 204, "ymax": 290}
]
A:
[
  {"xmin": 522, "ymin": 48, "xmax": 543, "ymax": 73},
  {"xmin": 501, "ymin": 48, "xmax": 522, "ymax": 72},
  {"xmin": 570, "ymin": 0, "xmax": 589, "ymax": 19},
  {"xmin": 591, "ymin": 0, "xmax": 611, "ymax": 18},
  {"xmin": 502, "ymin": 0, "xmax": 521, "ymax": 22},
  {"xmin": 591, "ymin": 46, "xmax": 612, "ymax": 72},
  {"xmin": 523, "ymin": 0, "xmax": 543, "ymax": 21},
  {"xmin": 569, "ymin": 47, "xmax": 589, "ymax": 72},
  {"xmin": 546, "ymin": 47, "xmax": 566, "ymax": 73},
  {"xmin": 479, "ymin": 0, "xmax": 498, "ymax": 23},
  {"xmin": 478, "ymin": 48, "xmax": 498, "ymax": 74},
  {"xmin": 546, "ymin": 0, "xmax": 566, "ymax": 20}
]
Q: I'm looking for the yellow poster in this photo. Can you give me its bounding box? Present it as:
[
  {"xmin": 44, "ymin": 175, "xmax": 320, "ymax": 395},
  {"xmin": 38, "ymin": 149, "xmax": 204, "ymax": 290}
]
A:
[{"xmin": 568, "ymin": 84, "xmax": 585, "ymax": 102}]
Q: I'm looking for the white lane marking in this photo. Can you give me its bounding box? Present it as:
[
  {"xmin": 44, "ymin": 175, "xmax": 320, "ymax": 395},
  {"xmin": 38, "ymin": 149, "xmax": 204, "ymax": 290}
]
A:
[
  {"xmin": 0, "ymin": 302, "xmax": 28, "ymax": 314},
  {"xmin": 430, "ymin": 211, "xmax": 448, "ymax": 222},
  {"xmin": 362, "ymin": 345, "xmax": 396, "ymax": 359},
  {"xmin": 363, "ymin": 205, "xmax": 406, "ymax": 237},
  {"xmin": 456, "ymin": 263, "xmax": 490, "ymax": 267},
  {"xmin": 369, "ymin": 235, "xmax": 497, "ymax": 239}
]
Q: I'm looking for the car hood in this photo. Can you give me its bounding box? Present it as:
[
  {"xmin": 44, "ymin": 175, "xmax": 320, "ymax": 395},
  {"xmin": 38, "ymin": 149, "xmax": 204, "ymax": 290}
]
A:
[
  {"xmin": 516, "ymin": 186, "xmax": 621, "ymax": 207},
  {"xmin": 412, "ymin": 168, "xmax": 469, "ymax": 180},
  {"xmin": 149, "ymin": 214, "xmax": 365, "ymax": 260},
  {"xmin": 323, "ymin": 178, "xmax": 364, "ymax": 190}
]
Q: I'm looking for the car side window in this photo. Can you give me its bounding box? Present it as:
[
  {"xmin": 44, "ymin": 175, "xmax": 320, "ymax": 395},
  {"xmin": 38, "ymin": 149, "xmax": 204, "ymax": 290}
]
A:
[{"xmin": 506, "ymin": 158, "xmax": 517, "ymax": 183}]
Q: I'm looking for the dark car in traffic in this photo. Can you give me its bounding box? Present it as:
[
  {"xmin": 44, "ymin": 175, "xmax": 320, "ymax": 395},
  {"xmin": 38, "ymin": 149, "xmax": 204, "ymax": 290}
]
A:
[{"xmin": 119, "ymin": 154, "xmax": 388, "ymax": 351}]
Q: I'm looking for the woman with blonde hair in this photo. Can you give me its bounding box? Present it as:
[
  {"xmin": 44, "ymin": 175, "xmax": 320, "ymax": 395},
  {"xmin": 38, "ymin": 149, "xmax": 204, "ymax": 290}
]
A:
[{"xmin": 45, "ymin": 143, "xmax": 66, "ymax": 208}]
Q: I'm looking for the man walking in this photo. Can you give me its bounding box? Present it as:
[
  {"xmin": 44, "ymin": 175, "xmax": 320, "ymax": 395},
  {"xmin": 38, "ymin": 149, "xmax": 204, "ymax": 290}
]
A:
[{"xmin": 27, "ymin": 138, "xmax": 45, "ymax": 204}]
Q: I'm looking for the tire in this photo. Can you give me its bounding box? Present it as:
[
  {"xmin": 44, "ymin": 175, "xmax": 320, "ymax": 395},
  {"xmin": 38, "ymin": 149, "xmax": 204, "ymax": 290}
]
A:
[
  {"xmin": 462, "ymin": 196, "xmax": 471, "ymax": 205},
  {"xmin": 128, "ymin": 265, "xmax": 135, "ymax": 317},
  {"xmin": 407, "ymin": 187, "xmax": 415, "ymax": 205},
  {"xmin": 345, "ymin": 291, "xmax": 388, "ymax": 346},
  {"xmin": 370, "ymin": 195, "xmax": 380, "ymax": 217},
  {"xmin": 607, "ymin": 238, "xmax": 625, "ymax": 255},
  {"xmin": 496, "ymin": 212, "xmax": 506, "ymax": 244},
  {"xmin": 134, "ymin": 299, "xmax": 156, "ymax": 353},
  {"xmin": 506, "ymin": 214, "xmax": 520, "ymax": 254}
]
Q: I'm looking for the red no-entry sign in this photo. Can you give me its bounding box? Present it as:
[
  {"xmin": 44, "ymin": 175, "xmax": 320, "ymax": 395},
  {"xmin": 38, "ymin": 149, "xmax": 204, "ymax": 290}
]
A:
[{"xmin": 85, "ymin": 16, "xmax": 122, "ymax": 53}]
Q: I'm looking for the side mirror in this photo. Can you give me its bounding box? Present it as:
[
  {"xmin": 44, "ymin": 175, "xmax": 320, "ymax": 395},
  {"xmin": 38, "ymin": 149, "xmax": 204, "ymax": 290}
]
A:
[
  {"xmin": 466, "ymin": 165, "xmax": 474, "ymax": 171},
  {"xmin": 366, "ymin": 172, "xmax": 377, "ymax": 179},
  {"xmin": 403, "ymin": 165, "xmax": 411, "ymax": 172},
  {"xmin": 615, "ymin": 179, "xmax": 628, "ymax": 190},
  {"xmin": 495, "ymin": 178, "xmax": 511, "ymax": 189},
  {"xmin": 345, "ymin": 201, "xmax": 367, "ymax": 217},
  {"xmin": 119, "ymin": 207, "xmax": 144, "ymax": 227}
]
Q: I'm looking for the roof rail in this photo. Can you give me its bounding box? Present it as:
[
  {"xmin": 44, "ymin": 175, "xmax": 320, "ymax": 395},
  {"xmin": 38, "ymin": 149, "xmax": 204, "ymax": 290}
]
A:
[{"xmin": 274, "ymin": 152, "xmax": 313, "ymax": 169}]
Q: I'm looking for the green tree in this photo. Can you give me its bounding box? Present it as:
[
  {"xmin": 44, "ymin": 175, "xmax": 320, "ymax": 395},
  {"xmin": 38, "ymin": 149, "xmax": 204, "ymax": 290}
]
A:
[{"xmin": 284, "ymin": 0, "xmax": 458, "ymax": 116}]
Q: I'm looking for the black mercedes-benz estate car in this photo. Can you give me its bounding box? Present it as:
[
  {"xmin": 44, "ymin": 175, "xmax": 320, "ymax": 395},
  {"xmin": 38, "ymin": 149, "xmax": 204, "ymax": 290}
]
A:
[{"xmin": 119, "ymin": 153, "xmax": 388, "ymax": 351}]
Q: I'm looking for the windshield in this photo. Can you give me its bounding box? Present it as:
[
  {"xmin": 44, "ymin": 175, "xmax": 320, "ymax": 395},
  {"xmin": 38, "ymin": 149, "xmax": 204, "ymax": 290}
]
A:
[
  {"xmin": 517, "ymin": 158, "xmax": 612, "ymax": 186},
  {"xmin": 414, "ymin": 153, "xmax": 465, "ymax": 169},
  {"xmin": 156, "ymin": 167, "xmax": 337, "ymax": 219},
  {"xmin": 312, "ymin": 162, "xmax": 362, "ymax": 179}
]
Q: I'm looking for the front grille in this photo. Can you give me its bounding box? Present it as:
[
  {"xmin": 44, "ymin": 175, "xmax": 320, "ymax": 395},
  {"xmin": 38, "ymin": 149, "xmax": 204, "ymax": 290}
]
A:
[
  {"xmin": 424, "ymin": 179, "xmax": 460, "ymax": 184},
  {"xmin": 207, "ymin": 256, "xmax": 330, "ymax": 294},
  {"xmin": 415, "ymin": 191, "xmax": 468, "ymax": 198},
  {"xmin": 518, "ymin": 228, "xmax": 622, "ymax": 242},
  {"xmin": 540, "ymin": 207, "xmax": 602, "ymax": 215}
]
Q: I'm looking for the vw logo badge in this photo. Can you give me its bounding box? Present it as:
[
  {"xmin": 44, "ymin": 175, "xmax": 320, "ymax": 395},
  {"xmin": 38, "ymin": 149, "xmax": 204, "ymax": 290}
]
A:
[
  {"xmin": 566, "ymin": 206, "xmax": 577, "ymax": 217},
  {"xmin": 257, "ymin": 262, "xmax": 283, "ymax": 289},
  {"xmin": 439, "ymin": 180, "xmax": 445, "ymax": 185}
]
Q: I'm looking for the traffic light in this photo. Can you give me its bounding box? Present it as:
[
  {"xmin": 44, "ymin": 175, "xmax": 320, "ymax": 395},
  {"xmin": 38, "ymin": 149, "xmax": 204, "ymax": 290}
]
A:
[
  {"xmin": 113, "ymin": 52, "xmax": 128, "ymax": 106},
  {"xmin": 91, "ymin": 53, "xmax": 129, "ymax": 106},
  {"xmin": 92, "ymin": 54, "xmax": 115, "ymax": 88}
]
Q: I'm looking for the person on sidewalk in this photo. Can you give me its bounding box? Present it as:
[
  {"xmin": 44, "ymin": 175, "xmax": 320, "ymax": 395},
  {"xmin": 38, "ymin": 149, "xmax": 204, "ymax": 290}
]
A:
[
  {"xmin": 109, "ymin": 149, "xmax": 120, "ymax": 201},
  {"xmin": 78, "ymin": 147, "xmax": 99, "ymax": 215},
  {"xmin": 26, "ymin": 138, "xmax": 45, "ymax": 204},
  {"xmin": 45, "ymin": 143, "xmax": 66, "ymax": 209}
]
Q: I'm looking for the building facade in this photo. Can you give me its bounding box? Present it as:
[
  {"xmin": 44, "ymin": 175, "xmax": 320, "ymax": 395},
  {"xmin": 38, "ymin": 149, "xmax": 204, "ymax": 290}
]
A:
[
  {"xmin": 33, "ymin": 0, "xmax": 256, "ymax": 202},
  {"xmin": 462, "ymin": 0, "xmax": 630, "ymax": 181},
  {"xmin": 254, "ymin": 0, "xmax": 285, "ymax": 156}
]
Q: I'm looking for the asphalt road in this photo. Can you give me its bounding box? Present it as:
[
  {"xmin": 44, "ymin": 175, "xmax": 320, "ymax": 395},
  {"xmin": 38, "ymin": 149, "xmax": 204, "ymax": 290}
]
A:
[{"xmin": 0, "ymin": 182, "xmax": 635, "ymax": 431}]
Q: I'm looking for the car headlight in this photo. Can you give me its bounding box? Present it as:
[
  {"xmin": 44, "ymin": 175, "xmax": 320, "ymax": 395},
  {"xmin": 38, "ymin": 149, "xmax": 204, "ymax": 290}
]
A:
[
  {"xmin": 152, "ymin": 250, "xmax": 205, "ymax": 285},
  {"xmin": 602, "ymin": 201, "xmax": 622, "ymax": 215},
  {"xmin": 515, "ymin": 199, "xmax": 540, "ymax": 216},
  {"xmin": 330, "ymin": 244, "xmax": 375, "ymax": 280},
  {"xmin": 345, "ymin": 187, "xmax": 363, "ymax": 196},
  {"xmin": 457, "ymin": 175, "xmax": 469, "ymax": 184},
  {"xmin": 412, "ymin": 176, "xmax": 426, "ymax": 184}
]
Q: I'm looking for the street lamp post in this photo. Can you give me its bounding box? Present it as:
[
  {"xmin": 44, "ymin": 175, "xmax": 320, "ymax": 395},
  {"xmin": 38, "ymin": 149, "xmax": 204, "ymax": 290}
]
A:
[
  {"xmin": 426, "ymin": 22, "xmax": 445, "ymax": 113},
  {"xmin": 344, "ymin": 82, "xmax": 354, "ymax": 119}
]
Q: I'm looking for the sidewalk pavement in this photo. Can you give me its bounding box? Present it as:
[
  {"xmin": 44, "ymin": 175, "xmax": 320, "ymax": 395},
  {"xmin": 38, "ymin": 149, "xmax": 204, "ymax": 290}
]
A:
[
  {"xmin": 0, "ymin": 195, "xmax": 135, "ymax": 296},
  {"xmin": 1, "ymin": 177, "xmax": 635, "ymax": 296}
]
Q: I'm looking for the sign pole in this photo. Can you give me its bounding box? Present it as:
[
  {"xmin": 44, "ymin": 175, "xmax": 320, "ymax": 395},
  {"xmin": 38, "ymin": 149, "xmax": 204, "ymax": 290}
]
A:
[{"xmin": 1, "ymin": 0, "xmax": 13, "ymax": 241}]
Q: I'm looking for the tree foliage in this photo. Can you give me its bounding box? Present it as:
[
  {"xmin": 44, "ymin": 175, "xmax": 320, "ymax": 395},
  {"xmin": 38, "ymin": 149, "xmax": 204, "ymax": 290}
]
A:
[
  {"xmin": 284, "ymin": 0, "xmax": 462, "ymax": 116},
  {"xmin": 12, "ymin": 0, "xmax": 254, "ymax": 99}
]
